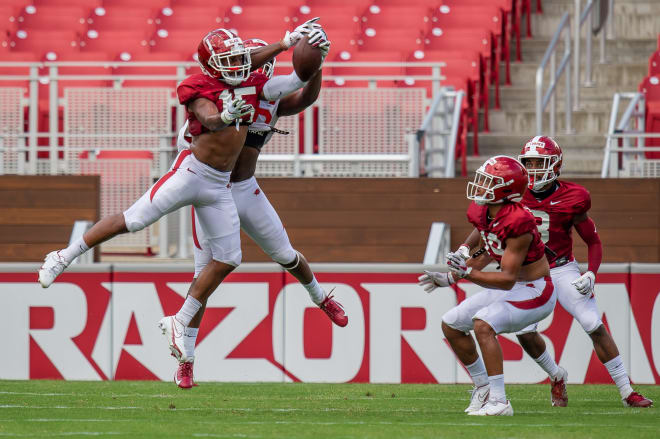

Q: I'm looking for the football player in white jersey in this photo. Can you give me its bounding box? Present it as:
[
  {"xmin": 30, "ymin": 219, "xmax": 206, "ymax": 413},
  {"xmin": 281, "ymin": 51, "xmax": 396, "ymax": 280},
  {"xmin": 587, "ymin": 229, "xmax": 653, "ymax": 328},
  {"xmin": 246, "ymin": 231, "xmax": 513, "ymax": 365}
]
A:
[{"xmin": 174, "ymin": 34, "xmax": 348, "ymax": 388}]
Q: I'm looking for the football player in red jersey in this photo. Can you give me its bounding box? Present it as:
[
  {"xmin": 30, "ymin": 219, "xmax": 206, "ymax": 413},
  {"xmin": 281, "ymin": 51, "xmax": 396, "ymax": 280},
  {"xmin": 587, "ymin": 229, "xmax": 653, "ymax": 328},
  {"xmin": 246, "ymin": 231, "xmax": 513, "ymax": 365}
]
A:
[
  {"xmin": 515, "ymin": 136, "xmax": 651, "ymax": 407},
  {"xmin": 173, "ymin": 34, "xmax": 348, "ymax": 388},
  {"xmin": 449, "ymin": 136, "xmax": 652, "ymax": 408},
  {"xmin": 419, "ymin": 156, "xmax": 556, "ymax": 416},
  {"xmin": 38, "ymin": 22, "xmax": 325, "ymax": 381}
]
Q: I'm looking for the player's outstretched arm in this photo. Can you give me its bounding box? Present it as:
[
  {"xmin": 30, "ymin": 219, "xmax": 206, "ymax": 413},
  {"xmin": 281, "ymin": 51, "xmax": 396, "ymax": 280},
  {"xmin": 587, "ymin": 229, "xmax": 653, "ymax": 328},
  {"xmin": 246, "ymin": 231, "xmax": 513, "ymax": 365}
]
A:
[
  {"xmin": 276, "ymin": 70, "xmax": 322, "ymax": 116},
  {"xmin": 458, "ymin": 234, "xmax": 531, "ymax": 290},
  {"xmin": 188, "ymin": 97, "xmax": 254, "ymax": 132}
]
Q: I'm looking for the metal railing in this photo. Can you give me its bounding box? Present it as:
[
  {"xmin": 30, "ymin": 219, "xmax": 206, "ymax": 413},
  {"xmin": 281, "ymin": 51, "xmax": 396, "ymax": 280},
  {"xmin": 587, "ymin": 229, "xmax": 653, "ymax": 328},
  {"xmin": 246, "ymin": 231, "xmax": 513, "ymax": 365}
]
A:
[
  {"xmin": 601, "ymin": 92, "xmax": 660, "ymax": 178},
  {"xmin": 415, "ymin": 88, "xmax": 464, "ymax": 177},
  {"xmin": 573, "ymin": 0, "xmax": 609, "ymax": 110},
  {"xmin": 536, "ymin": 12, "xmax": 573, "ymax": 136},
  {"xmin": 423, "ymin": 222, "xmax": 451, "ymax": 265}
]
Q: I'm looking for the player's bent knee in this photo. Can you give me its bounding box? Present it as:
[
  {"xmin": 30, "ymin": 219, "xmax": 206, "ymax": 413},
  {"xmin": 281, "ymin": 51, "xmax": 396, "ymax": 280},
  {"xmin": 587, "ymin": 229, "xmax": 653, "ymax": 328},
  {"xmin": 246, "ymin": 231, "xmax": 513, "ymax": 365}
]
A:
[
  {"xmin": 442, "ymin": 308, "xmax": 470, "ymax": 334},
  {"xmin": 272, "ymin": 247, "xmax": 298, "ymax": 267},
  {"xmin": 123, "ymin": 214, "xmax": 146, "ymax": 233},
  {"xmin": 473, "ymin": 319, "xmax": 495, "ymax": 338},
  {"xmin": 583, "ymin": 316, "xmax": 603, "ymax": 334}
]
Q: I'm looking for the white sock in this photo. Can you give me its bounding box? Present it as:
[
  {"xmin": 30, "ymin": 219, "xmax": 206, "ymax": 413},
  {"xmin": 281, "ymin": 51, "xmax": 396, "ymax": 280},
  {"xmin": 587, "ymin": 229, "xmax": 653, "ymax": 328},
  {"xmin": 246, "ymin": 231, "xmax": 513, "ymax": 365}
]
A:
[
  {"xmin": 534, "ymin": 350, "xmax": 560, "ymax": 379},
  {"xmin": 465, "ymin": 358, "xmax": 489, "ymax": 388},
  {"xmin": 488, "ymin": 374, "xmax": 506, "ymax": 403},
  {"xmin": 175, "ymin": 295, "xmax": 202, "ymax": 327},
  {"xmin": 604, "ymin": 355, "xmax": 633, "ymax": 399},
  {"xmin": 304, "ymin": 278, "xmax": 326, "ymax": 305},
  {"xmin": 60, "ymin": 237, "xmax": 89, "ymax": 262},
  {"xmin": 183, "ymin": 327, "xmax": 198, "ymax": 361}
]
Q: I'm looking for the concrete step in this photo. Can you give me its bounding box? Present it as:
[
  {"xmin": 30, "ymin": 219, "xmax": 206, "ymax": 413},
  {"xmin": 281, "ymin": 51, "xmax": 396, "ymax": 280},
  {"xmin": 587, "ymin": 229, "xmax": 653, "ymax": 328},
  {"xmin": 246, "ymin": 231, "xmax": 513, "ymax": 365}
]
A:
[
  {"xmin": 518, "ymin": 38, "xmax": 656, "ymax": 64},
  {"xmin": 485, "ymin": 107, "xmax": 611, "ymax": 133},
  {"xmin": 529, "ymin": 2, "xmax": 660, "ymax": 40},
  {"xmin": 505, "ymin": 61, "xmax": 647, "ymax": 88}
]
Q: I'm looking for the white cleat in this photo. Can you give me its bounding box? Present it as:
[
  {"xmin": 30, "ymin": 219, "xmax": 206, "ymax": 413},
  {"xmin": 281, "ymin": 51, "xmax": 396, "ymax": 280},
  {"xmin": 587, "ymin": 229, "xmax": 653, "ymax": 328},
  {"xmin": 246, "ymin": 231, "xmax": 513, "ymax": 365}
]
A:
[
  {"xmin": 468, "ymin": 399, "xmax": 514, "ymax": 416},
  {"xmin": 158, "ymin": 316, "xmax": 188, "ymax": 362},
  {"xmin": 465, "ymin": 384, "xmax": 490, "ymax": 413},
  {"xmin": 38, "ymin": 251, "xmax": 70, "ymax": 288}
]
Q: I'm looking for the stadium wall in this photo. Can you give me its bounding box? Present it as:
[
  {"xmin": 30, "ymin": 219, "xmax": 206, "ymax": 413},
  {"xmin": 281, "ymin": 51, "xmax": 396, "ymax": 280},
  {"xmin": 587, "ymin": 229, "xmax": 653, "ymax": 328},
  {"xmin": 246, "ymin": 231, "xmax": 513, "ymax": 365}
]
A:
[{"xmin": 1, "ymin": 262, "xmax": 659, "ymax": 385}]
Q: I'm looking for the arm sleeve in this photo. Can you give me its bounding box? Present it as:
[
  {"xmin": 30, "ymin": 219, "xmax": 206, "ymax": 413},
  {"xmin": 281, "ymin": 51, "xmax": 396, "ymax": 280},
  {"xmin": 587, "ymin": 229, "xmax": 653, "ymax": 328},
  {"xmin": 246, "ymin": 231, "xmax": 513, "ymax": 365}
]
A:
[
  {"xmin": 262, "ymin": 71, "xmax": 307, "ymax": 101},
  {"xmin": 574, "ymin": 217, "xmax": 602, "ymax": 274}
]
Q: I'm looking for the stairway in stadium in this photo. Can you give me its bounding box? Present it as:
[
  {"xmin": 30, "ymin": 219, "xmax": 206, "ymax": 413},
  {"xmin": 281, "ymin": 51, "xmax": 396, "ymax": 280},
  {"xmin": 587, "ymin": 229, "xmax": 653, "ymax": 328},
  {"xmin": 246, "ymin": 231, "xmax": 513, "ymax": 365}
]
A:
[{"xmin": 469, "ymin": 0, "xmax": 659, "ymax": 178}]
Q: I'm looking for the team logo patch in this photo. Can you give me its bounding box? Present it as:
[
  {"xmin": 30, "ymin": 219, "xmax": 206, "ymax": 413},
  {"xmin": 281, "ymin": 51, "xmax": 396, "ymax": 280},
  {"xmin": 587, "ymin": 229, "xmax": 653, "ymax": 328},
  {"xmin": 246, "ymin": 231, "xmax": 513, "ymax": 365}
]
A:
[{"xmin": 254, "ymin": 189, "xmax": 260, "ymax": 196}]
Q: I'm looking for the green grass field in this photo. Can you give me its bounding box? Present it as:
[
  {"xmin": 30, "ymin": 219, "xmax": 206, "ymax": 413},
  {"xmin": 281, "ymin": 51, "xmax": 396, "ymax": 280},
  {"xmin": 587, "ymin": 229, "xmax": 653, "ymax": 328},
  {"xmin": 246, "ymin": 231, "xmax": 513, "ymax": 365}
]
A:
[{"xmin": 0, "ymin": 381, "xmax": 657, "ymax": 438}]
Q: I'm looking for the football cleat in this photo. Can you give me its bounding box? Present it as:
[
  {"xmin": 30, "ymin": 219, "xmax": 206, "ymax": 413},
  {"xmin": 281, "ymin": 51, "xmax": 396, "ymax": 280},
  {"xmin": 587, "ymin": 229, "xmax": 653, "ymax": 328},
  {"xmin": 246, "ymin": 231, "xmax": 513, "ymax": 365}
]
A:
[
  {"xmin": 38, "ymin": 251, "xmax": 70, "ymax": 288},
  {"xmin": 319, "ymin": 292, "xmax": 348, "ymax": 327},
  {"xmin": 465, "ymin": 384, "xmax": 490, "ymax": 413},
  {"xmin": 158, "ymin": 316, "xmax": 188, "ymax": 362},
  {"xmin": 551, "ymin": 366, "xmax": 568, "ymax": 407},
  {"xmin": 623, "ymin": 391, "xmax": 653, "ymax": 408},
  {"xmin": 468, "ymin": 399, "xmax": 514, "ymax": 416},
  {"xmin": 174, "ymin": 360, "xmax": 195, "ymax": 389}
]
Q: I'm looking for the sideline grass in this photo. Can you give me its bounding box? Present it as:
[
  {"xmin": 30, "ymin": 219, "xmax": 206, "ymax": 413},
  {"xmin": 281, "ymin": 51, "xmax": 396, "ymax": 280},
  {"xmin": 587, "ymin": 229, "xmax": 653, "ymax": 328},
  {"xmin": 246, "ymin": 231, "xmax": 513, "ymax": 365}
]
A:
[{"xmin": 0, "ymin": 380, "xmax": 657, "ymax": 438}]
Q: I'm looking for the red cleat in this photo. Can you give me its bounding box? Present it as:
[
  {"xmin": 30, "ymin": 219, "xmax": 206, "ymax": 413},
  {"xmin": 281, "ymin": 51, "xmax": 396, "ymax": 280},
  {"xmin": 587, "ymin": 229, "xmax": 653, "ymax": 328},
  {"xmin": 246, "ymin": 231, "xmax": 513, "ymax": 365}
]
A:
[
  {"xmin": 174, "ymin": 361, "xmax": 195, "ymax": 389},
  {"xmin": 623, "ymin": 391, "xmax": 653, "ymax": 408},
  {"xmin": 319, "ymin": 292, "xmax": 348, "ymax": 327},
  {"xmin": 551, "ymin": 366, "xmax": 568, "ymax": 407}
]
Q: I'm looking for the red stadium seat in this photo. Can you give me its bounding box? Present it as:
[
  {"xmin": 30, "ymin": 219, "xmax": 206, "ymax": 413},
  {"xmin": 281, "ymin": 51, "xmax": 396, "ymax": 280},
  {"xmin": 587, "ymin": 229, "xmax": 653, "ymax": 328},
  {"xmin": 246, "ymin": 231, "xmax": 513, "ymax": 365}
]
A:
[
  {"xmin": 102, "ymin": 0, "xmax": 169, "ymax": 7},
  {"xmin": 375, "ymin": 0, "xmax": 441, "ymax": 5},
  {"xmin": 294, "ymin": 6, "xmax": 362, "ymax": 33},
  {"xmin": 150, "ymin": 30, "xmax": 205, "ymax": 58},
  {"xmin": 87, "ymin": 7, "xmax": 157, "ymax": 32},
  {"xmin": 0, "ymin": 5, "xmax": 18, "ymax": 31},
  {"xmin": 425, "ymin": 28, "xmax": 501, "ymax": 109},
  {"xmin": 17, "ymin": 5, "xmax": 88, "ymax": 32},
  {"xmin": 361, "ymin": 6, "xmax": 432, "ymax": 30},
  {"xmin": 115, "ymin": 52, "xmax": 185, "ymax": 88},
  {"xmin": 358, "ymin": 29, "xmax": 424, "ymax": 53},
  {"xmin": 9, "ymin": 30, "xmax": 80, "ymax": 54},
  {"xmin": 155, "ymin": 7, "xmax": 223, "ymax": 32},
  {"xmin": 307, "ymin": 0, "xmax": 371, "ymax": 8},
  {"xmin": 240, "ymin": 0, "xmax": 304, "ymax": 6},
  {"xmin": 639, "ymin": 76, "xmax": 660, "ymax": 159},
  {"xmin": 330, "ymin": 51, "xmax": 405, "ymax": 88},
  {"xmin": 80, "ymin": 30, "xmax": 151, "ymax": 59},
  {"xmin": 223, "ymin": 6, "xmax": 295, "ymax": 30},
  {"xmin": 33, "ymin": 0, "xmax": 102, "ymax": 7},
  {"xmin": 649, "ymin": 50, "xmax": 660, "ymax": 76}
]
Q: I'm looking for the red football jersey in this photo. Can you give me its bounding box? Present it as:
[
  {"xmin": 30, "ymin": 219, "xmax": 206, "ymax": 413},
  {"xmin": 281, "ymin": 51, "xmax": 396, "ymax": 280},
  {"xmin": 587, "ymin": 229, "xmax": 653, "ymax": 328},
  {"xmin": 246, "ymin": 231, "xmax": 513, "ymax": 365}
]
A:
[
  {"xmin": 521, "ymin": 180, "xmax": 591, "ymax": 266},
  {"xmin": 177, "ymin": 72, "xmax": 269, "ymax": 136},
  {"xmin": 467, "ymin": 201, "xmax": 546, "ymax": 265}
]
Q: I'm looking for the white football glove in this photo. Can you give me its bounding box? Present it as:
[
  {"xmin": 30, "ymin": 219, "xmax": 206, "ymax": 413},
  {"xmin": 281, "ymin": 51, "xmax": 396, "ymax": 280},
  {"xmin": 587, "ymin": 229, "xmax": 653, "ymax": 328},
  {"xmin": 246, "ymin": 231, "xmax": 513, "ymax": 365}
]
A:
[
  {"xmin": 448, "ymin": 245, "xmax": 470, "ymax": 262},
  {"xmin": 418, "ymin": 270, "xmax": 455, "ymax": 293},
  {"xmin": 572, "ymin": 271, "xmax": 595, "ymax": 295},
  {"xmin": 220, "ymin": 98, "xmax": 254, "ymax": 130},
  {"xmin": 446, "ymin": 251, "xmax": 473, "ymax": 279},
  {"xmin": 281, "ymin": 17, "xmax": 322, "ymax": 49}
]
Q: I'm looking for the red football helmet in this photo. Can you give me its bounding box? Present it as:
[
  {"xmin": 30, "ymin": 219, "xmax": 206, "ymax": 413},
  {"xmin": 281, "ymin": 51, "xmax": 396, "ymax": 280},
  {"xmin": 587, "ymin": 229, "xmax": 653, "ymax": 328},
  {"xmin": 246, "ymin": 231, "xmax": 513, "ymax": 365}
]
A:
[
  {"xmin": 197, "ymin": 28, "xmax": 251, "ymax": 85},
  {"xmin": 518, "ymin": 136, "xmax": 563, "ymax": 191},
  {"xmin": 467, "ymin": 155, "xmax": 529, "ymax": 205},
  {"xmin": 243, "ymin": 38, "xmax": 275, "ymax": 79}
]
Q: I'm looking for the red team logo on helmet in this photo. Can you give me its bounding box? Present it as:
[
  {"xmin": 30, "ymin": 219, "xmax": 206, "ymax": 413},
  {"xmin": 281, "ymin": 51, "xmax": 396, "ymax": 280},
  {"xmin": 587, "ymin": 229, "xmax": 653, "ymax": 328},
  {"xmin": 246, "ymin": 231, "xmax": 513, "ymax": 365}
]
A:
[
  {"xmin": 243, "ymin": 38, "xmax": 275, "ymax": 79},
  {"xmin": 467, "ymin": 155, "xmax": 529, "ymax": 205},
  {"xmin": 518, "ymin": 136, "xmax": 563, "ymax": 191},
  {"xmin": 197, "ymin": 29, "xmax": 252, "ymax": 85}
]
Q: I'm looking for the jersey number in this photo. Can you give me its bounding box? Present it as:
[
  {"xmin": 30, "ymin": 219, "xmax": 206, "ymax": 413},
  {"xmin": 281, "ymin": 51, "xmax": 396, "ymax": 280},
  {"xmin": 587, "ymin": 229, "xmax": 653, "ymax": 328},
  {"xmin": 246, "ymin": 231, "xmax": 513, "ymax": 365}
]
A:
[
  {"xmin": 480, "ymin": 231, "xmax": 504, "ymax": 256},
  {"xmin": 219, "ymin": 87, "xmax": 256, "ymax": 123},
  {"xmin": 528, "ymin": 209, "xmax": 550, "ymax": 244}
]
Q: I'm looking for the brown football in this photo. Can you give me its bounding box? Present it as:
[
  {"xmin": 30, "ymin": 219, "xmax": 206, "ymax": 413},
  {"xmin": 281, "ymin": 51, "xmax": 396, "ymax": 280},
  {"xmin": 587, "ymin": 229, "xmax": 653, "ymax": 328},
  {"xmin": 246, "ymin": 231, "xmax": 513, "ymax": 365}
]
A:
[{"xmin": 292, "ymin": 35, "xmax": 323, "ymax": 81}]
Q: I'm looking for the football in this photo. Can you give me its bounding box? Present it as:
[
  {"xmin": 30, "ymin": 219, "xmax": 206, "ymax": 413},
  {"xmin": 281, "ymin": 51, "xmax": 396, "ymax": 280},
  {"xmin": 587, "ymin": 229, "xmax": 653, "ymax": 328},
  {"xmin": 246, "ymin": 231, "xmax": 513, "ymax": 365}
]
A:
[{"xmin": 292, "ymin": 35, "xmax": 323, "ymax": 81}]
